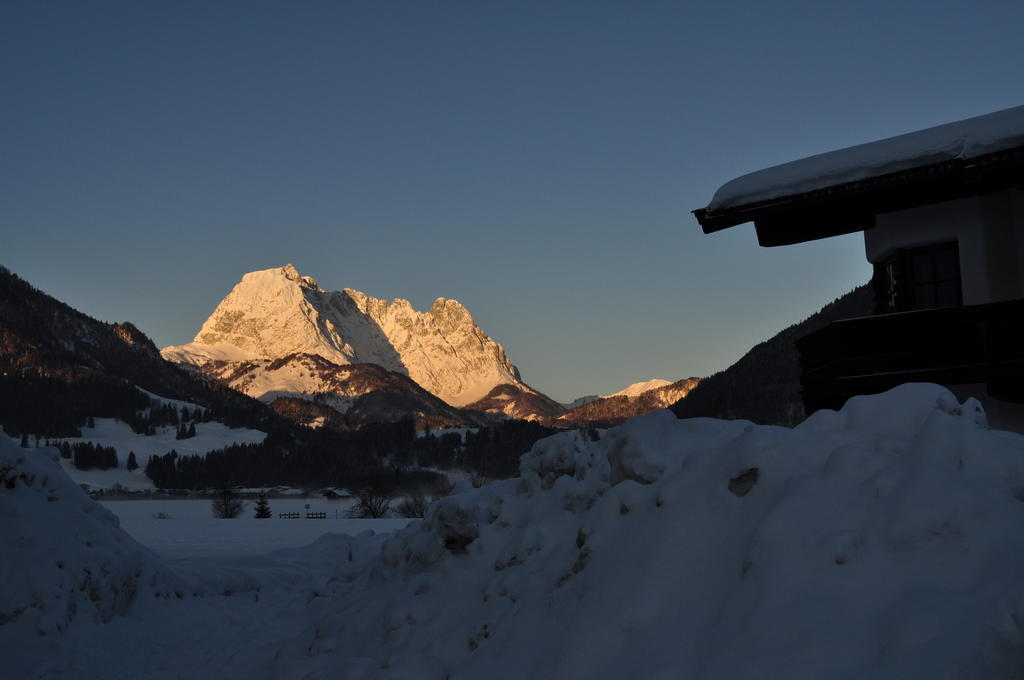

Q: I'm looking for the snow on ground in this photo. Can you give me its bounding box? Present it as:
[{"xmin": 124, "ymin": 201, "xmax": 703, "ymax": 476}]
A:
[
  {"xmin": 0, "ymin": 440, "xmax": 197, "ymax": 660},
  {"xmin": 6, "ymin": 384, "xmax": 1024, "ymax": 679},
  {"xmin": 50, "ymin": 417, "xmax": 266, "ymax": 491},
  {"xmin": 101, "ymin": 498, "xmax": 411, "ymax": 558},
  {"xmin": 134, "ymin": 387, "xmax": 206, "ymax": 414},
  {"xmin": 0, "ymin": 437, "xmax": 412, "ymax": 679},
  {"xmin": 417, "ymin": 426, "xmax": 476, "ymax": 440}
]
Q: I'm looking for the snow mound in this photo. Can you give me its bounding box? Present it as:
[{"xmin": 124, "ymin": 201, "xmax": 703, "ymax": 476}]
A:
[
  {"xmin": 272, "ymin": 383, "xmax": 1024, "ymax": 679},
  {"xmin": 0, "ymin": 438, "xmax": 191, "ymax": 639}
]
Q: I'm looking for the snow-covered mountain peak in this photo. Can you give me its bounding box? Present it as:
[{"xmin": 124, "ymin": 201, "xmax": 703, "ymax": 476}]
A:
[
  {"xmin": 430, "ymin": 296, "xmax": 461, "ymax": 311},
  {"xmin": 241, "ymin": 263, "xmax": 317, "ymax": 292},
  {"xmin": 429, "ymin": 297, "xmax": 475, "ymax": 331},
  {"xmin": 178, "ymin": 264, "xmax": 344, "ymax": 364},
  {"xmin": 162, "ymin": 265, "xmax": 529, "ymax": 408},
  {"xmin": 604, "ymin": 378, "xmax": 673, "ymax": 399}
]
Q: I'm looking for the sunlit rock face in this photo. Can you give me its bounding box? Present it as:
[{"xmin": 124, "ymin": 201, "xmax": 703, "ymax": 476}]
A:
[
  {"xmin": 555, "ymin": 378, "xmax": 702, "ymax": 428},
  {"xmin": 162, "ymin": 265, "xmax": 527, "ymax": 409}
]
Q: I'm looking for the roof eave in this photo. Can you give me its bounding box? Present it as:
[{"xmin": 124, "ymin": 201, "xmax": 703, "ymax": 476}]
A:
[{"xmin": 694, "ymin": 145, "xmax": 1024, "ymax": 246}]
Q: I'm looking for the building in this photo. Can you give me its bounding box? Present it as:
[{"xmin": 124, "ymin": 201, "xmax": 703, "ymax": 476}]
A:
[{"xmin": 694, "ymin": 105, "xmax": 1024, "ymax": 430}]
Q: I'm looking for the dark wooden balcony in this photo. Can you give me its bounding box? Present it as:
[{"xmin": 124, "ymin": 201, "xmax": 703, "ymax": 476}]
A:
[{"xmin": 796, "ymin": 300, "xmax": 1024, "ymax": 413}]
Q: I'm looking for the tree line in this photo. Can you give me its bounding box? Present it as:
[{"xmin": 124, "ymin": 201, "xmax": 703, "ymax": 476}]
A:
[
  {"xmin": 145, "ymin": 418, "xmax": 556, "ymax": 491},
  {"xmin": 0, "ymin": 367, "xmax": 275, "ymax": 440}
]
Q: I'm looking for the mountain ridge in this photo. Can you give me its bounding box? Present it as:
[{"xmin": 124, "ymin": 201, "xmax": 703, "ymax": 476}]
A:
[
  {"xmin": 556, "ymin": 377, "xmax": 701, "ymax": 427},
  {"xmin": 604, "ymin": 378, "xmax": 674, "ymax": 399},
  {"xmin": 162, "ymin": 265, "xmax": 559, "ymax": 422}
]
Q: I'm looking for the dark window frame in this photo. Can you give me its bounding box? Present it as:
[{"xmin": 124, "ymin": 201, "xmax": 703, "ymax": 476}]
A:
[{"xmin": 872, "ymin": 241, "xmax": 962, "ymax": 314}]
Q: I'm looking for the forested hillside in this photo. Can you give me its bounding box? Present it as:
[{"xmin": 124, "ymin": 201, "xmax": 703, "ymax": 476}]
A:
[
  {"xmin": 671, "ymin": 284, "xmax": 873, "ymax": 425},
  {"xmin": 0, "ymin": 266, "xmax": 277, "ymax": 438}
]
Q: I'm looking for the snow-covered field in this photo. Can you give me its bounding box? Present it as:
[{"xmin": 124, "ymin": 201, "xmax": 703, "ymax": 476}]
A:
[
  {"xmin": 51, "ymin": 416, "xmax": 267, "ymax": 491},
  {"xmin": 101, "ymin": 499, "xmax": 412, "ymax": 558},
  {"xmin": 5, "ymin": 384, "xmax": 1024, "ymax": 679}
]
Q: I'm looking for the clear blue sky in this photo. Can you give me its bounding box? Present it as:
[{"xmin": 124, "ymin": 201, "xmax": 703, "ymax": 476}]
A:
[{"xmin": 3, "ymin": 1, "xmax": 1022, "ymax": 402}]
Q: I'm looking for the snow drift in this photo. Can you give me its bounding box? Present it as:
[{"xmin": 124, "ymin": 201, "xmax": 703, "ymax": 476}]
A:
[
  {"xmin": 273, "ymin": 383, "xmax": 1024, "ymax": 679},
  {"xmin": 0, "ymin": 437, "xmax": 186, "ymax": 637},
  {"xmin": 5, "ymin": 384, "xmax": 1024, "ymax": 679}
]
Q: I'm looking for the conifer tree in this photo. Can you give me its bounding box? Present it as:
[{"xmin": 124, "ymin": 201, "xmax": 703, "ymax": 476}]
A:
[
  {"xmin": 254, "ymin": 494, "xmax": 272, "ymax": 519},
  {"xmin": 73, "ymin": 444, "xmax": 92, "ymax": 470},
  {"xmin": 126, "ymin": 451, "xmax": 138, "ymax": 471}
]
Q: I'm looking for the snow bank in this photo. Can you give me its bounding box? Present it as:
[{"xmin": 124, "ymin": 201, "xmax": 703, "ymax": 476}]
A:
[
  {"xmin": 7, "ymin": 384, "xmax": 1024, "ymax": 679},
  {"xmin": 0, "ymin": 438, "xmax": 187, "ymax": 638},
  {"xmin": 0, "ymin": 439, "xmax": 296, "ymax": 678},
  {"xmin": 272, "ymin": 384, "xmax": 1024, "ymax": 679},
  {"xmin": 707, "ymin": 104, "xmax": 1024, "ymax": 211}
]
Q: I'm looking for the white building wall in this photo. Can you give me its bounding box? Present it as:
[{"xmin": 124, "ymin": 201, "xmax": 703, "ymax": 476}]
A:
[
  {"xmin": 863, "ymin": 188, "xmax": 1024, "ymax": 305},
  {"xmin": 861, "ymin": 188, "xmax": 1024, "ymax": 433}
]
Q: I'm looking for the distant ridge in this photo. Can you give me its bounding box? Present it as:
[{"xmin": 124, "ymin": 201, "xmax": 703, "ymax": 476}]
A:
[
  {"xmin": 556, "ymin": 377, "xmax": 700, "ymax": 427},
  {"xmin": 603, "ymin": 378, "xmax": 673, "ymax": 399}
]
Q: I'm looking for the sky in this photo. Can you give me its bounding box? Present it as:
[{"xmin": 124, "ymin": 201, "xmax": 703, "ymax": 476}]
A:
[{"xmin": 3, "ymin": 1, "xmax": 1022, "ymax": 402}]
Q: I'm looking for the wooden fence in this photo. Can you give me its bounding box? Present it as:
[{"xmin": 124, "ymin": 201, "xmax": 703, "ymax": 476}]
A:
[{"xmin": 278, "ymin": 511, "xmax": 328, "ymax": 519}]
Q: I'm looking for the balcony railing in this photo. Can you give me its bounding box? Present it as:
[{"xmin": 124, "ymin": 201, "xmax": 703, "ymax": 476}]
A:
[{"xmin": 795, "ymin": 299, "xmax": 1024, "ymax": 413}]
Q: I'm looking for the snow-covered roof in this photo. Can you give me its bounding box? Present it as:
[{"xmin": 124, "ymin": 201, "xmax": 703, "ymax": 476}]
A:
[
  {"xmin": 696, "ymin": 105, "xmax": 1024, "ymax": 238},
  {"xmin": 707, "ymin": 105, "xmax": 1024, "ymax": 212}
]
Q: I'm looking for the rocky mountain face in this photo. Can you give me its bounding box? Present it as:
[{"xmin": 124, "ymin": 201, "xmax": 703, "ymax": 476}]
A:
[
  {"xmin": 204, "ymin": 353, "xmax": 491, "ymax": 429},
  {"xmin": 555, "ymin": 377, "xmax": 701, "ymax": 428},
  {"xmin": 162, "ymin": 265, "xmax": 559, "ymax": 423},
  {"xmin": 465, "ymin": 383, "xmax": 566, "ymax": 421}
]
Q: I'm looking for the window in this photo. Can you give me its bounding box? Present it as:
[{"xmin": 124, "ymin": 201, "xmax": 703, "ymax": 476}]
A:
[{"xmin": 873, "ymin": 242, "xmax": 962, "ymax": 314}]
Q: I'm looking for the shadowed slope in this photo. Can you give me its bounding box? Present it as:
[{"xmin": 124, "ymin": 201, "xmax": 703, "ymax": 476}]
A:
[{"xmin": 671, "ymin": 284, "xmax": 873, "ymax": 426}]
